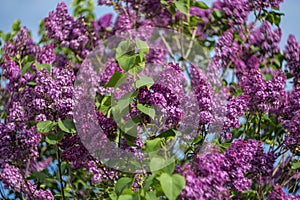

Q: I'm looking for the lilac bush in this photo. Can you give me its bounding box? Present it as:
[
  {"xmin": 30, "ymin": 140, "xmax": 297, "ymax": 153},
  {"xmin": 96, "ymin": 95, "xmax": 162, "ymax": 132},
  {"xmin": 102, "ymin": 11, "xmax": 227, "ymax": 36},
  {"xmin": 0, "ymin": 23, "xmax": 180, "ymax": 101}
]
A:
[{"xmin": 0, "ymin": 0, "xmax": 300, "ymax": 199}]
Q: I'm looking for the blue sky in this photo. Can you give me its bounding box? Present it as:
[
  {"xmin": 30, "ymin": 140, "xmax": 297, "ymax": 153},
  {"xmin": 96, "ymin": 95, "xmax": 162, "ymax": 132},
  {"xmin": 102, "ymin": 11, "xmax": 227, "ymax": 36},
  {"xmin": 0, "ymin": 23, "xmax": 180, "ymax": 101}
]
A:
[{"xmin": 0, "ymin": 0, "xmax": 299, "ymax": 48}]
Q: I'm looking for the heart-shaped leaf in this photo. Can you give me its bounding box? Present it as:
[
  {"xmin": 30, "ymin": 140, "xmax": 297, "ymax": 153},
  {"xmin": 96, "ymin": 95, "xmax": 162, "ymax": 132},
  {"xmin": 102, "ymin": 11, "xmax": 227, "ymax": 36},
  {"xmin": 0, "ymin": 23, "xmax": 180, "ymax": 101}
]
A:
[{"xmin": 159, "ymin": 173, "xmax": 185, "ymax": 200}]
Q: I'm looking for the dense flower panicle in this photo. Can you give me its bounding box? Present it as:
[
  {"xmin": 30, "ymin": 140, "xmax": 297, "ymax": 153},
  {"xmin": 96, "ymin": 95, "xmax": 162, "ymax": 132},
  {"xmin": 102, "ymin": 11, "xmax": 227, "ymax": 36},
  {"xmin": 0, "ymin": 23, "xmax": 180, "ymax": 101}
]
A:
[
  {"xmin": 1, "ymin": 56, "xmax": 21, "ymax": 89},
  {"xmin": 114, "ymin": 9, "xmax": 135, "ymax": 33},
  {"xmin": 37, "ymin": 44, "xmax": 56, "ymax": 65},
  {"xmin": 213, "ymin": 0, "xmax": 249, "ymax": 26},
  {"xmin": 145, "ymin": 44, "xmax": 167, "ymax": 65},
  {"xmin": 179, "ymin": 148, "xmax": 229, "ymax": 200},
  {"xmin": 284, "ymin": 35, "xmax": 300, "ymax": 83},
  {"xmin": 3, "ymin": 27, "xmax": 38, "ymax": 59},
  {"xmin": 224, "ymin": 139, "xmax": 258, "ymax": 192},
  {"xmin": 45, "ymin": 2, "xmax": 74, "ymax": 42},
  {"xmin": 268, "ymin": 185, "xmax": 300, "ymax": 200},
  {"xmin": 190, "ymin": 65, "xmax": 213, "ymax": 124},
  {"xmin": 282, "ymin": 111, "xmax": 300, "ymax": 154},
  {"xmin": 62, "ymin": 141, "xmax": 91, "ymax": 168},
  {"xmin": 224, "ymin": 139, "xmax": 275, "ymax": 191},
  {"xmin": 0, "ymin": 121, "xmax": 41, "ymax": 167},
  {"xmin": 239, "ymin": 68, "xmax": 286, "ymax": 114},
  {"xmin": 248, "ymin": 22, "xmax": 282, "ymax": 62},
  {"xmin": 45, "ymin": 2, "xmax": 89, "ymax": 58},
  {"xmin": 96, "ymin": 111, "xmax": 117, "ymax": 139},
  {"xmin": 1, "ymin": 164, "xmax": 54, "ymax": 200},
  {"xmin": 224, "ymin": 95, "xmax": 249, "ymax": 131},
  {"xmin": 249, "ymin": 0, "xmax": 284, "ymax": 10},
  {"xmin": 215, "ymin": 29, "xmax": 241, "ymax": 69},
  {"xmin": 136, "ymin": 82, "xmax": 184, "ymax": 126}
]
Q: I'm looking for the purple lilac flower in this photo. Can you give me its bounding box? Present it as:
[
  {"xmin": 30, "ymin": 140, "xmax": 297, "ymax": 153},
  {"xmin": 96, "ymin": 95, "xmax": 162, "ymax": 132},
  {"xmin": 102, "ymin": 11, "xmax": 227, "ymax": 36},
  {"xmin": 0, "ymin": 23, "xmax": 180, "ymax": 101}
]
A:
[
  {"xmin": 190, "ymin": 64, "xmax": 213, "ymax": 124},
  {"xmin": 179, "ymin": 148, "xmax": 229, "ymax": 200},
  {"xmin": 224, "ymin": 95, "xmax": 249, "ymax": 134},
  {"xmin": 45, "ymin": 2, "xmax": 89, "ymax": 58},
  {"xmin": 213, "ymin": 0, "xmax": 250, "ymax": 26},
  {"xmin": 214, "ymin": 29, "xmax": 241, "ymax": 69},
  {"xmin": 1, "ymin": 164, "xmax": 54, "ymax": 200},
  {"xmin": 239, "ymin": 68, "xmax": 286, "ymax": 114},
  {"xmin": 249, "ymin": 0, "xmax": 284, "ymax": 10},
  {"xmin": 3, "ymin": 27, "xmax": 38, "ymax": 59},
  {"xmin": 37, "ymin": 44, "xmax": 56, "ymax": 65},
  {"xmin": 247, "ymin": 21, "xmax": 282, "ymax": 62},
  {"xmin": 268, "ymin": 185, "xmax": 300, "ymax": 200},
  {"xmin": 224, "ymin": 139, "xmax": 275, "ymax": 192},
  {"xmin": 284, "ymin": 35, "xmax": 300, "ymax": 84}
]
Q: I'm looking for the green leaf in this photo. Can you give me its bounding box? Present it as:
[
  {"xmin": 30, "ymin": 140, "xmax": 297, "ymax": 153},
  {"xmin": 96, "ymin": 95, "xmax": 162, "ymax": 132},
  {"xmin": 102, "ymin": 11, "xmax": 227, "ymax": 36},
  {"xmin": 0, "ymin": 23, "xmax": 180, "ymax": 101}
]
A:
[
  {"xmin": 35, "ymin": 63, "xmax": 51, "ymax": 73},
  {"xmin": 116, "ymin": 39, "xmax": 131, "ymax": 58},
  {"xmin": 145, "ymin": 138, "xmax": 161, "ymax": 153},
  {"xmin": 143, "ymin": 175, "xmax": 156, "ymax": 192},
  {"xmin": 195, "ymin": 1, "xmax": 209, "ymax": 9},
  {"xmin": 21, "ymin": 61, "xmax": 34, "ymax": 76},
  {"xmin": 212, "ymin": 9, "xmax": 222, "ymax": 18},
  {"xmin": 159, "ymin": 173, "xmax": 185, "ymax": 200},
  {"xmin": 136, "ymin": 76, "xmax": 154, "ymax": 89},
  {"xmin": 11, "ymin": 20, "xmax": 21, "ymax": 32},
  {"xmin": 45, "ymin": 131, "xmax": 64, "ymax": 145},
  {"xmin": 137, "ymin": 104, "xmax": 155, "ymax": 120},
  {"xmin": 115, "ymin": 177, "xmax": 133, "ymax": 196},
  {"xmin": 146, "ymin": 191, "xmax": 158, "ymax": 200},
  {"xmin": 118, "ymin": 195, "xmax": 133, "ymax": 200},
  {"xmin": 27, "ymin": 81, "xmax": 37, "ymax": 86},
  {"xmin": 150, "ymin": 157, "xmax": 165, "ymax": 172},
  {"xmin": 37, "ymin": 120, "xmax": 57, "ymax": 133},
  {"xmin": 58, "ymin": 119, "xmax": 76, "ymax": 134},
  {"xmin": 105, "ymin": 71, "xmax": 128, "ymax": 88},
  {"xmin": 175, "ymin": 0, "xmax": 189, "ymax": 15},
  {"xmin": 150, "ymin": 157, "xmax": 175, "ymax": 174},
  {"xmin": 99, "ymin": 96, "xmax": 112, "ymax": 115},
  {"xmin": 117, "ymin": 55, "xmax": 137, "ymax": 72},
  {"xmin": 136, "ymin": 38, "xmax": 149, "ymax": 56},
  {"xmin": 128, "ymin": 58, "xmax": 145, "ymax": 76},
  {"xmin": 292, "ymin": 161, "xmax": 300, "ymax": 170}
]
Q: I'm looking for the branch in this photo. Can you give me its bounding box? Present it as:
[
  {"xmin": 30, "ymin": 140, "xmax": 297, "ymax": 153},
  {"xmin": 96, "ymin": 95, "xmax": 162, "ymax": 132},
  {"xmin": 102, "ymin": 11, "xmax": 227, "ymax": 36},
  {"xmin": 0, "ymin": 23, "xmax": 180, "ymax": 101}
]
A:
[{"xmin": 56, "ymin": 146, "xmax": 66, "ymax": 200}]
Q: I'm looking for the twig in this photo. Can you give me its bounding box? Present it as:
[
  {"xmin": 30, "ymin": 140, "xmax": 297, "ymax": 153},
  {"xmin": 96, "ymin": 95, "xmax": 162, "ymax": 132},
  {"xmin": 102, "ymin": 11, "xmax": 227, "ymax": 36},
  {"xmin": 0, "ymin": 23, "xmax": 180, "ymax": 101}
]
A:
[
  {"xmin": 184, "ymin": 28, "xmax": 197, "ymax": 60},
  {"xmin": 56, "ymin": 146, "xmax": 66, "ymax": 200},
  {"xmin": 159, "ymin": 32, "xmax": 176, "ymax": 61}
]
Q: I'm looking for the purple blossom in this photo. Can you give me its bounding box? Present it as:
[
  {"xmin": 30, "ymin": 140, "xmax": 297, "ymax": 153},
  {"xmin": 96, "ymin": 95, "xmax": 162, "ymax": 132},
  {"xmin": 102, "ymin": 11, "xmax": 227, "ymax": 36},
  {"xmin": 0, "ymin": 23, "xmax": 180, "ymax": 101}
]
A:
[
  {"xmin": 37, "ymin": 44, "xmax": 56, "ymax": 65},
  {"xmin": 215, "ymin": 29, "xmax": 241, "ymax": 69},
  {"xmin": 45, "ymin": 2, "xmax": 89, "ymax": 58},
  {"xmin": 179, "ymin": 148, "xmax": 229, "ymax": 200},
  {"xmin": 284, "ymin": 35, "xmax": 300, "ymax": 84},
  {"xmin": 3, "ymin": 27, "xmax": 38, "ymax": 58}
]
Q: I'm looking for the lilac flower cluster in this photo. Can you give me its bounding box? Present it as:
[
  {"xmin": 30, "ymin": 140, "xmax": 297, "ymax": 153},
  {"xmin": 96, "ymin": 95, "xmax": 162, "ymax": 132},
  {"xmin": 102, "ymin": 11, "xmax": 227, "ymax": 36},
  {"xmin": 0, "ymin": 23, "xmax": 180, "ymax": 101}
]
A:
[
  {"xmin": 284, "ymin": 35, "xmax": 300, "ymax": 84},
  {"xmin": 214, "ymin": 29, "xmax": 241, "ymax": 69},
  {"xmin": 223, "ymin": 95, "xmax": 249, "ymax": 136},
  {"xmin": 224, "ymin": 139, "xmax": 275, "ymax": 191},
  {"xmin": 190, "ymin": 64, "xmax": 213, "ymax": 124},
  {"xmin": 45, "ymin": 2, "xmax": 89, "ymax": 58},
  {"xmin": 247, "ymin": 22, "xmax": 282, "ymax": 62},
  {"xmin": 178, "ymin": 139, "xmax": 276, "ymax": 198},
  {"xmin": 239, "ymin": 68, "xmax": 286, "ymax": 114},
  {"xmin": 1, "ymin": 164, "xmax": 54, "ymax": 200},
  {"xmin": 282, "ymin": 86, "xmax": 300, "ymax": 154},
  {"xmin": 179, "ymin": 147, "xmax": 229, "ymax": 200},
  {"xmin": 268, "ymin": 185, "xmax": 300, "ymax": 200},
  {"xmin": 3, "ymin": 27, "xmax": 38, "ymax": 59},
  {"xmin": 213, "ymin": 0, "xmax": 249, "ymax": 26},
  {"xmin": 249, "ymin": 0, "xmax": 284, "ymax": 10}
]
